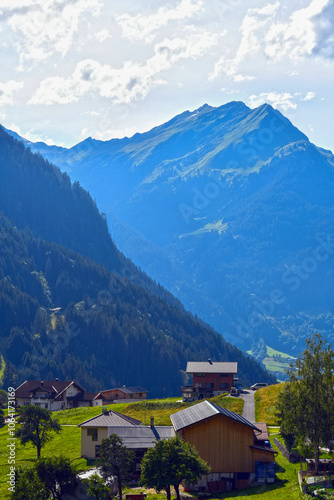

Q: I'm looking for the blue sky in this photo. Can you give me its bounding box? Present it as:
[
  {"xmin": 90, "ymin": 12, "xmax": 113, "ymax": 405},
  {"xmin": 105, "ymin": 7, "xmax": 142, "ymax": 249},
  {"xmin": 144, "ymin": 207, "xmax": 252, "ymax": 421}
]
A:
[{"xmin": 1, "ymin": 0, "xmax": 333, "ymax": 151}]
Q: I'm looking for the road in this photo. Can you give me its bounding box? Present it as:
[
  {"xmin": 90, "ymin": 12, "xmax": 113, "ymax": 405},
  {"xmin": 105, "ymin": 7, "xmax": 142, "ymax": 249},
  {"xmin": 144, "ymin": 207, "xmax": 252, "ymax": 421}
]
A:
[{"xmin": 240, "ymin": 389, "xmax": 256, "ymax": 423}]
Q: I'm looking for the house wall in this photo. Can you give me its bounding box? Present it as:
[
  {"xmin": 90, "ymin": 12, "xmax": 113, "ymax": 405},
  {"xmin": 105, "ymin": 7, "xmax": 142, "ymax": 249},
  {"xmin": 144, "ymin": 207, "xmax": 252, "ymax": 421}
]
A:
[
  {"xmin": 92, "ymin": 399, "xmax": 102, "ymax": 407},
  {"xmin": 180, "ymin": 415, "xmax": 263, "ymax": 473},
  {"xmin": 16, "ymin": 397, "xmax": 31, "ymax": 407},
  {"xmin": 65, "ymin": 386, "xmax": 82, "ymax": 409},
  {"xmin": 192, "ymin": 373, "xmax": 235, "ymax": 391},
  {"xmin": 51, "ymin": 400, "xmax": 64, "ymax": 411},
  {"xmin": 251, "ymin": 448, "xmax": 275, "ymax": 464},
  {"xmin": 81, "ymin": 427, "xmax": 108, "ymax": 459},
  {"xmin": 101, "ymin": 389, "xmax": 146, "ymax": 401}
]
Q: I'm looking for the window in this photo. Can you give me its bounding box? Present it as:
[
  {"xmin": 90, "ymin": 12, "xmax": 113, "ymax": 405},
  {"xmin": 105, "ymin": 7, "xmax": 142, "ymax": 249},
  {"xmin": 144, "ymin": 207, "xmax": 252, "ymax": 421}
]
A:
[
  {"xmin": 196, "ymin": 373, "xmax": 206, "ymax": 377},
  {"xmin": 220, "ymin": 373, "xmax": 228, "ymax": 377},
  {"xmin": 95, "ymin": 445, "xmax": 101, "ymax": 458},
  {"xmin": 220, "ymin": 383, "xmax": 229, "ymax": 389},
  {"xmin": 87, "ymin": 428, "xmax": 98, "ymax": 441},
  {"xmin": 206, "ymin": 383, "xmax": 214, "ymax": 388}
]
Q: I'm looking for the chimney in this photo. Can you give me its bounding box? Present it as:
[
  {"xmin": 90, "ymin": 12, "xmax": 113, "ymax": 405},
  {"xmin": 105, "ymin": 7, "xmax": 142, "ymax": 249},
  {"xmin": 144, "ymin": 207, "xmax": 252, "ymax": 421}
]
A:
[
  {"xmin": 150, "ymin": 416, "xmax": 154, "ymax": 428},
  {"xmin": 41, "ymin": 381, "xmax": 44, "ymax": 387},
  {"xmin": 208, "ymin": 358, "xmax": 212, "ymax": 364},
  {"xmin": 55, "ymin": 378, "xmax": 59, "ymax": 382}
]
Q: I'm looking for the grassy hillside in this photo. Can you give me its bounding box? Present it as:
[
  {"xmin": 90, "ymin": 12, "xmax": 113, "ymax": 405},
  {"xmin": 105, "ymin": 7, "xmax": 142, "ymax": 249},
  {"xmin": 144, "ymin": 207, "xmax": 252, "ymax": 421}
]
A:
[
  {"xmin": 0, "ymin": 395, "xmax": 243, "ymax": 498},
  {"xmin": 248, "ymin": 345, "xmax": 296, "ymax": 381},
  {"xmin": 254, "ymin": 383, "xmax": 284, "ymax": 425},
  {"xmin": 0, "ymin": 388, "xmax": 304, "ymax": 500}
]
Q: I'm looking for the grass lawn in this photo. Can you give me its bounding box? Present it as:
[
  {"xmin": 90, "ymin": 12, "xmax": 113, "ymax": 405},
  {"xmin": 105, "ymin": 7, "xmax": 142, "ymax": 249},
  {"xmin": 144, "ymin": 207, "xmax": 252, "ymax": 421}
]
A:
[
  {"xmin": 255, "ymin": 384, "xmax": 285, "ymax": 425},
  {"xmin": 126, "ymin": 433, "xmax": 302, "ymax": 500},
  {"xmin": 0, "ymin": 394, "xmax": 243, "ymax": 498},
  {"xmin": 118, "ymin": 395, "xmax": 243, "ymax": 426},
  {"xmin": 0, "ymin": 422, "xmax": 88, "ymax": 499},
  {"xmin": 55, "ymin": 394, "xmax": 243, "ymax": 427}
]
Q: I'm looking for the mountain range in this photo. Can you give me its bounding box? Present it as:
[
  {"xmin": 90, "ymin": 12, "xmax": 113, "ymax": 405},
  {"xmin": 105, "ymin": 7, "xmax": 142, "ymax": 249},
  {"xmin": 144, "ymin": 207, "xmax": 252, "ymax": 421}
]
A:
[
  {"xmin": 10, "ymin": 101, "xmax": 334, "ymax": 358},
  {"xmin": 0, "ymin": 125, "xmax": 275, "ymax": 394}
]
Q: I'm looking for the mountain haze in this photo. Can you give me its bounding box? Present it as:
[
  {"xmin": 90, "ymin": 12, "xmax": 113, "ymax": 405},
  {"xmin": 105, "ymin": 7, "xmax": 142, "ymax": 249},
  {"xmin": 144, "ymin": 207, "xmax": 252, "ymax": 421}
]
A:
[
  {"xmin": 7, "ymin": 102, "xmax": 334, "ymax": 358},
  {"xmin": 0, "ymin": 126, "xmax": 275, "ymax": 394}
]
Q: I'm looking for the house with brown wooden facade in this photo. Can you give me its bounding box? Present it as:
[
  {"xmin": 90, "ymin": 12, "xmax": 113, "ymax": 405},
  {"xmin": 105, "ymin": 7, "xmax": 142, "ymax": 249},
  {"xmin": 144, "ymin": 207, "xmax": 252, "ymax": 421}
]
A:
[
  {"xmin": 182, "ymin": 360, "xmax": 238, "ymax": 401},
  {"xmin": 78, "ymin": 399, "xmax": 275, "ymax": 492},
  {"xmin": 170, "ymin": 400, "xmax": 276, "ymax": 492},
  {"xmin": 15, "ymin": 380, "xmax": 103, "ymax": 411},
  {"xmin": 97, "ymin": 386, "xmax": 148, "ymax": 404}
]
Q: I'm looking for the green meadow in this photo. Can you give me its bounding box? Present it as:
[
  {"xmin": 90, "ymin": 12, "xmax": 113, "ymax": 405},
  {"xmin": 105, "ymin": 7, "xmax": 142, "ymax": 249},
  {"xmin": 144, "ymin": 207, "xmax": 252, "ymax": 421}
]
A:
[{"xmin": 0, "ymin": 395, "xmax": 242, "ymax": 499}]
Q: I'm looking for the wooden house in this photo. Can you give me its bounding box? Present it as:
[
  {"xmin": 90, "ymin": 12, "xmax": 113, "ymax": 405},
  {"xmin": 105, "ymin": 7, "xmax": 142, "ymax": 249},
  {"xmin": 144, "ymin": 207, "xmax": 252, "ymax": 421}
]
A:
[
  {"xmin": 182, "ymin": 360, "xmax": 238, "ymax": 401},
  {"xmin": 170, "ymin": 400, "xmax": 276, "ymax": 492},
  {"xmin": 15, "ymin": 380, "xmax": 102, "ymax": 411},
  {"xmin": 97, "ymin": 386, "xmax": 148, "ymax": 404}
]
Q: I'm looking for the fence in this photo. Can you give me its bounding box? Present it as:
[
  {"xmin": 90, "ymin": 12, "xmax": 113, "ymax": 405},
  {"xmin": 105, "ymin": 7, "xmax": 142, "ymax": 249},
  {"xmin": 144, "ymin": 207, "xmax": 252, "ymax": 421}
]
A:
[{"xmin": 274, "ymin": 437, "xmax": 300, "ymax": 463}]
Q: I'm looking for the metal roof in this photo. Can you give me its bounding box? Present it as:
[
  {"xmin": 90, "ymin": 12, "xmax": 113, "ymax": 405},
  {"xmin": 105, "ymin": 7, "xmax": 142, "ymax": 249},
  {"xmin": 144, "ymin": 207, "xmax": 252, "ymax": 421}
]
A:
[
  {"xmin": 100, "ymin": 387, "xmax": 147, "ymax": 395},
  {"xmin": 107, "ymin": 425, "xmax": 175, "ymax": 449},
  {"xmin": 186, "ymin": 361, "xmax": 238, "ymax": 374},
  {"xmin": 170, "ymin": 400, "xmax": 261, "ymax": 432},
  {"xmin": 78, "ymin": 410, "xmax": 142, "ymax": 427}
]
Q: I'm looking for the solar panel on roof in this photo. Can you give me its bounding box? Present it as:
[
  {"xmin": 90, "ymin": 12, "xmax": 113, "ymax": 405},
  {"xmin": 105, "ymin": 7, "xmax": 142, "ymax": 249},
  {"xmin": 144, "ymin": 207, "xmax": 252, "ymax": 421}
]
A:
[{"xmin": 170, "ymin": 400, "xmax": 260, "ymax": 432}]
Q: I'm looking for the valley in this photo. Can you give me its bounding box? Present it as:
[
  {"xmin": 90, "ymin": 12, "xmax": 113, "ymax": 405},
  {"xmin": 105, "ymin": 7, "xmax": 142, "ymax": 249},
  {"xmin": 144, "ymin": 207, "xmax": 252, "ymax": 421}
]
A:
[{"xmin": 9, "ymin": 102, "xmax": 334, "ymax": 363}]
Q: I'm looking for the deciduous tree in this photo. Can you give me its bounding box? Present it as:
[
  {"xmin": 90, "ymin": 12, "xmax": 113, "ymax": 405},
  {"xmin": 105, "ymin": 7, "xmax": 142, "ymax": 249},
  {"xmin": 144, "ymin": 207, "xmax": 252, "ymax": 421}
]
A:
[
  {"xmin": 83, "ymin": 474, "xmax": 109, "ymax": 500},
  {"xmin": 97, "ymin": 434, "xmax": 135, "ymax": 500},
  {"xmin": 35, "ymin": 455, "xmax": 77, "ymax": 499},
  {"xmin": 140, "ymin": 435, "xmax": 210, "ymax": 500},
  {"xmin": 15, "ymin": 405, "xmax": 61, "ymax": 459},
  {"xmin": 277, "ymin": 333, "xmax": 334, "ymax": 474}
]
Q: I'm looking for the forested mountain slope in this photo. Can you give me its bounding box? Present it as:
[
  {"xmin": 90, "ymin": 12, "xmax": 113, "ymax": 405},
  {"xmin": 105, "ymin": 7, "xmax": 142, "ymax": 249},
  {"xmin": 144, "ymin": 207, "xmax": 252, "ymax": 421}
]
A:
[
  {"xmin": 14, "ymin": 102, "xmax": 334, "ymax": 356},
  {"xmin": 0, "ymin": 127, "xmax": 276, "ymax": 395}
]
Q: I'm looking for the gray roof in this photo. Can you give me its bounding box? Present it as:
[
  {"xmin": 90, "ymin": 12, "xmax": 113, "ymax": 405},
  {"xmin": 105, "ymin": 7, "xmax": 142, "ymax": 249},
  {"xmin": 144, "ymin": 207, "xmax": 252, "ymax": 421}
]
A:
[
  {"xmin": 78, "ymin": 410, "xmax": 142, "ymax": 428},
  {"xmin": 101, "ymin": 387, "xmax": 147, "ymax": 395},
  {"xmin": 107, "ymin": 425, "xmax": 175, "ymax": 449},
  {"xmin": 186, "ymin": 361, "xmax": 238, "ymax": 374},
  {"xmin": 170, "ymin": 400, "xmax": 260, "ymax": 432}
]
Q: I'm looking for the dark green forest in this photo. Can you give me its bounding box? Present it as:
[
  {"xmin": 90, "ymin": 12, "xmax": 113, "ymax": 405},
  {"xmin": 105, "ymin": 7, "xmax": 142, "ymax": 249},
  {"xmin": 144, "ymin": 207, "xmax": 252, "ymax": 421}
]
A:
[{"xmin": 0, "ymin": 127, "xmax": 276, "ymax": 395}]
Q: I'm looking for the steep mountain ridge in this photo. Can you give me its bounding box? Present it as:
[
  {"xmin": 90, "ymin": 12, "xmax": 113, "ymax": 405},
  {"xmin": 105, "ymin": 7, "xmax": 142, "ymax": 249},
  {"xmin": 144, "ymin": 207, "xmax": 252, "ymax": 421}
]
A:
[
  {"xmin": 6, "ymin": 102, "xmax": 334, "ymax": 357},
  {"xmin": 0, "ymin": 126, "xmax": 276, "ymax": 394}
]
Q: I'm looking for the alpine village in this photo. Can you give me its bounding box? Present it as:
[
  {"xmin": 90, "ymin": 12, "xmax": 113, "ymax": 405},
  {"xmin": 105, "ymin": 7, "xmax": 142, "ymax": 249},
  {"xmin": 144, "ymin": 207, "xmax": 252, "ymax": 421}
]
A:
[{"xmin": 1, "ymin": 67, "xmax": 334, "ymax": 500}]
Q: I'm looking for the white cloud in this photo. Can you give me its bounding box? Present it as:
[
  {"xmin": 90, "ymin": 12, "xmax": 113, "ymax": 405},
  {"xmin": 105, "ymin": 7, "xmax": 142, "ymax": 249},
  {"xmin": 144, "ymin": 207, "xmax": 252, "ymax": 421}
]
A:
[
  {"xmin": 0, "ymin": 80, "xmax": 24, "ymax": 105},
  {"xmin": 116, "ymin": 0, "xmax": 204, "ymax": 43},
  {"xmin": 312, "ymin": 0, "xmax": 334, "ymax": 59},
  {"xmin": 248, "ymin": 91, "xmax": 316, "ymax": 111},
  {"xmin": 249, "ymin": 91, "xmax": 298, "ymax": 111},
  {"xmin": 210, "ymin": 2, "xmax": 279, "ymax": 82},
  {"xmin": 211, "ymin": 0, "xmax": 334, "ymax": 83},
  {"xmin": 29, "ymin": 30, "xmax": 219, "ymax": 106},
  {"xmin": 264, "ymin": 0, "xmax": 330, "ymax": 61},
  {"xmin": 4, "ymin": 0, "xmax": 102, "ymax": 69},
  {"xmin": 95, "ymin": 29, "xmax": 111, "ymax": 43},
  {"xmin": 303, "ymin": 91, "xmax": 316, "ymax": 101}
]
